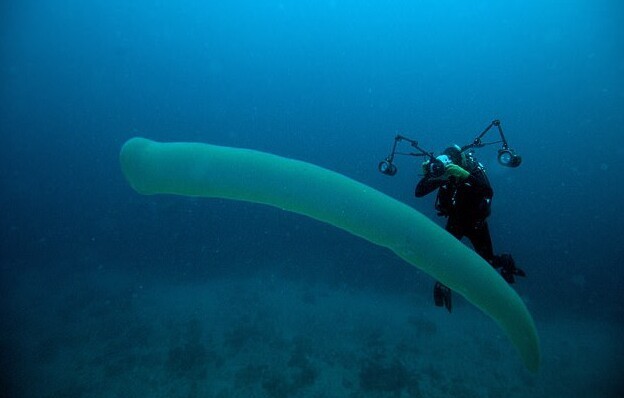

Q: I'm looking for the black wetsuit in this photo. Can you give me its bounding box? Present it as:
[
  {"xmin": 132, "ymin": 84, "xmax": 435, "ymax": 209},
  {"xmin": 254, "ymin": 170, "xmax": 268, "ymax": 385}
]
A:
[{"xmin": 415, "ymin": 165, "xmax": 494, "ymax": 263}]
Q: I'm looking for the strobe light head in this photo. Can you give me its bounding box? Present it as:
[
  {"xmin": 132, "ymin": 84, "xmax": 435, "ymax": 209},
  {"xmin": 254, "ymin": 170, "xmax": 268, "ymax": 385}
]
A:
[
  {"xmin": 497, "ymin": 148, "xmax": 522, "ymax": 168},
  {"xmin": 378, "ymin": 160, "xmax": 397, "ymax": 176}
]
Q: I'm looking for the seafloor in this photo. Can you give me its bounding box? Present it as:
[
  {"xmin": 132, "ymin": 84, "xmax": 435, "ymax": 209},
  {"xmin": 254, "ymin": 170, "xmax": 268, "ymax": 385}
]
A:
[{"xmin": 1, "ymin": 262, "xmax": 621, "ymax": 398}]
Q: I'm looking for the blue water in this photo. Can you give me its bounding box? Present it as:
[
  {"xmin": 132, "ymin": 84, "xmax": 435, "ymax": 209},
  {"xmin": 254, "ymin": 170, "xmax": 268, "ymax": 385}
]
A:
[{"xmin": 1, "ymin": 1, "xmax": 623, "ymax": 397}]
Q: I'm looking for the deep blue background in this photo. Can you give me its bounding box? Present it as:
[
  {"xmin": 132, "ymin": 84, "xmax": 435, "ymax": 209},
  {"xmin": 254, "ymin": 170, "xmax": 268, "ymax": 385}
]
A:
[{"xmin": 2, "ymin": 0, "xmax": 623, "ymax": 329}]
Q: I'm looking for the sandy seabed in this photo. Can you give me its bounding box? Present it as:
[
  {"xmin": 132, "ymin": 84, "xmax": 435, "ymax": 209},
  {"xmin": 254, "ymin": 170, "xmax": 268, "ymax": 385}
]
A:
[{"xmin": 2, "ymin": 264, "xmax": 622, "ymax": 398}]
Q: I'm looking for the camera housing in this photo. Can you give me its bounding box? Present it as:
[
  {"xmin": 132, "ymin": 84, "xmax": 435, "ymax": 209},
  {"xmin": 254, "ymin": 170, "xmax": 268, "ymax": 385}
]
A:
[{"xmin": 427, "ymin": 157, "xmax": 447, "ymax": 178}]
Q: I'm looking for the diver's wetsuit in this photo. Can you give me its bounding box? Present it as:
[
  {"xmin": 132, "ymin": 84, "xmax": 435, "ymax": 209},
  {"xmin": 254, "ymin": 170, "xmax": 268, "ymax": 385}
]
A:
[
  {"xmin": 416, "ymin": 164, "xmax": 496, "ymax": 312},
  {"xmin": 415, "ymin": 164, "xmax": 494, "ymax": 263}
]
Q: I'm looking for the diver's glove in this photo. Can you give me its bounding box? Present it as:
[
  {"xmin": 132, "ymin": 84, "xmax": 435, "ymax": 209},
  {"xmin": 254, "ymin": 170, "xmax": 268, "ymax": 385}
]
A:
[
  {"xmin": 492, "ymin": 254, "xmax": 526, "ymax": 284},
  {"xmin": 445, "ymin": 164, "xmax": 470, "ymax": 180},
  {"xmin": 422, "ymin": 161, "xmax": 470, "ymax": 181}
]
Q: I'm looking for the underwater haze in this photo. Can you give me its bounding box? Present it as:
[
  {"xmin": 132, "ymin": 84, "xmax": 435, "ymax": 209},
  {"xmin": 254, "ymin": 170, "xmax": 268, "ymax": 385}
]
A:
[{"xmin": 1, "ymin": 0, "xmax": 623, "ymax": 397}]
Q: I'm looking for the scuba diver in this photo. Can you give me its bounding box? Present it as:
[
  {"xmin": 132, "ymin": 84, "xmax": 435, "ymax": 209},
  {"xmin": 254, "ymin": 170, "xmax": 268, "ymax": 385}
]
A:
[
  {"xmin": 378, "ymin": 120, "xmax": 526, "ymax": 312},
  {"xmin": 415, "ymin": 145, "xmax": 525, "ymax": 312}
]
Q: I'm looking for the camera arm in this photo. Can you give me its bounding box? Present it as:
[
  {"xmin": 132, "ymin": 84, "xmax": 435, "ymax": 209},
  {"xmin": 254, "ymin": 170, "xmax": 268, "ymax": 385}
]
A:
[
  {"xmin": 378, "ymin": 134, "xmax": 438, "ymax": 176},
  {"xmin": 461, "ymin": 119, "xmax": 508, "ymax": 151},
  {"xmin": 387, "ymin": 134, "xmax": 435, "ymax": 162},
  {"xmin": 379, "ymin": 119, "xmax": 522, "ymax": 176},
  {"xmin": 461, "ymin": 120, "xmax": 521, "ymax": 168}
]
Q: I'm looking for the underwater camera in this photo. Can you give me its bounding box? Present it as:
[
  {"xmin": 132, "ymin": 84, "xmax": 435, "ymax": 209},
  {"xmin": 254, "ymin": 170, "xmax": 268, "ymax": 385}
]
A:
[{"xmin": 378, "ymin": 119, "xmax": 522, "ymax": 176}]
